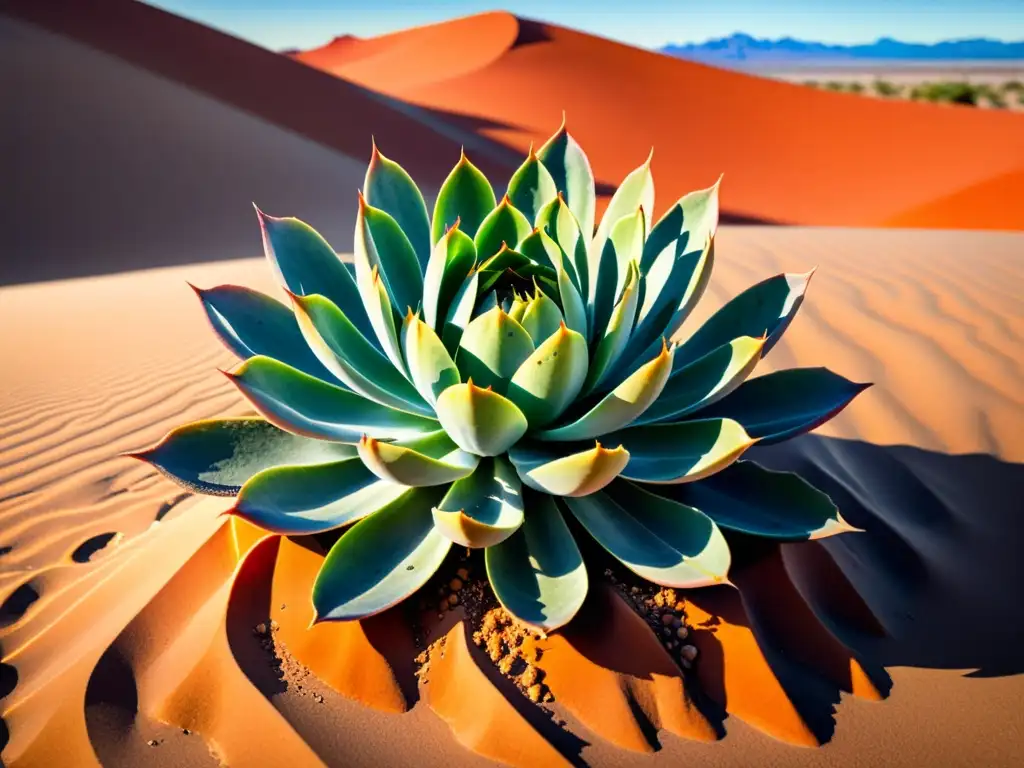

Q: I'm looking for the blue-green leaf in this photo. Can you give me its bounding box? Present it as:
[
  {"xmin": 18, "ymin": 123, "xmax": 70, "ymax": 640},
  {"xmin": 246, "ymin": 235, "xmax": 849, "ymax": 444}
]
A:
[
  {"xmin": 519, "ymin": 286, "xmax": 565, "ymax": 345},
  {"xmin": 474, "ymin": 196, "xmax": 533, "ymax": 261},
  {"xmin": 191, "ymin": 284, "xmax": 334, "ymax": 382},
  {"xmin": 454, "ymin": 305, "xmax": 535, "ymax": 395},
  {"xmin": 666, "ymin": 461, "xmax": 859, "ymax": 540},
  {"xmin": 441, "ymin": 268, "xmax": 480, "ymax": 356},
  {"xmin": 423, "ymin": 223, "xmax": 476, "ymax": 332},
  {"xmin": 129, "ymin": 417, "xmax": 354, "ymax": 496},
  {"xmin": 226, "ymin": 356, "xmax": 439, "ymax": 442},
  {"xmin": 431, "ymin": 150, "xmax": 497, "ymax": 243},
  {"xmin": 485, "ymin": 492, "xmax": 588, "ymax": 632},
  {"xmin": 434, "ymin": 381, "xmax": 529, "ymax": 457},
  {"xmin": 233, "ymin": 457, "xmax": 407, "ymax": 533},
  {"xmin": 690, "ymin": 367, "xmax": 870, "ymax": 444},
  {"xmin": 433, "ymin": 457, "xmax": 524, "ymax": 548},
  {"xmin": 607, "ymin": 418, "xmax": 755, "ymax": 484},
  {"xmin": 364, "ymin": 141, "xmax": 432, "ymax": 272},
  {"xmin": 506, "ymin": 323, "xmax": 589, "ymax": 428},
  {"xmin": 640, "ymin": 176, "xmax": 721, "ymax": 274},
  {"xmin": 589, "ymin": 152, "xmax": 654, "ymax": 279},
  {"xmin": 358, "ymin": 431, "xmax": 478, "ymax": 486},
  {"xmin": 537, "ymin": 340, "xmax": 674, "ymax": 442},
  {"xmin": 401, "ymin": 309, "xmax": 460, "ymax": 406},
  {"xmin": 313, "ymin": 486, "xmax": 450, "ymax": 621},
  {"xmin": 508, "ymin": 441, "xmax": 629, "ymax": 497},
  {"xmin": 291, "ymin": 292, "xmax": 430, "ymax": 415},
  {"xmin": 564, "ymin": 479, "xmax": 731, "ymax": 588},
  {"xmin": 507, "ymin": 147, "xmax": 559, "ymax": 226},
  {"xmin": 536, "ymin": 194, "xmax": 589, "ymax": 305},
  {"xmin": 633, "ymin": 335, "xmax": 765, "ymax": 425},
  {"xmin": 255, "ymin": 208, "xmax": 376, "ymax": 346},
  {"xmin": 673, "ymin": 268, "xmax": 814, "ymax": 370},
  {"xmin": 354, "ymin": 194, "xmax": 424, "ymax": 325},
  {"xmin": 536, "ymin": 118, "xmax": 597, "ymax": 243}
]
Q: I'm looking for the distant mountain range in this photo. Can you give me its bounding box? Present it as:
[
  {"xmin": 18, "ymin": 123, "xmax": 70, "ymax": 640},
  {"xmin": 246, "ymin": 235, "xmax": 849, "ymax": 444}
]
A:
[{"xmin": 660, "ymin": 34, "xmax": 1024, "ymax": 65}]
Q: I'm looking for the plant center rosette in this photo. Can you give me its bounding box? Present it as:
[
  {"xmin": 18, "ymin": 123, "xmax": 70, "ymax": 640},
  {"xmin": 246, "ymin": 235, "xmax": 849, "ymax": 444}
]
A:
[{"xmin": 133, "ymin": 119, "xmax": 869, "ymax": 635}]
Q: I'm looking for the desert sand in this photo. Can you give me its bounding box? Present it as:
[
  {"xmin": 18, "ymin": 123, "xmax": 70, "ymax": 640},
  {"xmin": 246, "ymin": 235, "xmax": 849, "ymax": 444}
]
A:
[
  {"xmin": 3, "ymin": 1, "xmax": 1024, "ymax": 766},
  {"xmin": 2, "ymin": 227, "xmax": 1022, "ymax": 767}
]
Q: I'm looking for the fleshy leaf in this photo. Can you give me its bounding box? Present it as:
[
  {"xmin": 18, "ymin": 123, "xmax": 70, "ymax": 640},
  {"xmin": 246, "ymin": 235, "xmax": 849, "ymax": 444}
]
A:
[
  {"xmin": 364, "ymin": 141, "xmax": 432, "ymax": 271},
  {"xmin": 536, "ymin": 194, "xmax": 589, "ymax": 305},
  {"xmin": 640, "ymin": 177, "xmax": 721, "ymax": 274},
  {"xmin": 674, "ymin": 268, "xmax": 814, "ymax": 370},
  {"xmin": 596, "ymin": 208, "xmax": 645, "ymax": 318},
  {"xmin": 431, "ymin": 150, "xmax": 497, "ymax": 243},
  {"xmin": 589, "ymin": 153, "xmax": 654, "ymax": 277},
  {"xmin": 667, "ymin": 461, "xmax": 859, "ymax": 540},
  {"xmin": 192, "ymin": 284, "xmax": 335, "ymax": 382},
  {"xmin": 454, "ymin": 305, "xmax": 535, "ymax": 395},
  {"xmin": 433, "ymin": 457, "xmax": 524, "ymax": 548},
  {"xmin": 355, "ymin": 262, "xmax": 407, "ymax": 376},
  {"xmin": 582, "ymin": 262, "xmax": 640, "ymax": 393},
  {"xmin": 233, "ymin": 457, "xmax": 407, "ymax": 533},
  {"xmin": 291, "ymin": 292, "xmax": 430, "ymax": 415},
  {"xmin": 564, "ymin": 479, "xmax": 731, "ymax": 588},
  {"xmin": 401, "ymin": 309, "xmax": 460, "ymax": 406},
  {"xmin": 536, "ymin": 118, "xmax": 597, "ymax": 243},
  {"xmin": 633, "ymin": 335, "xmax": 765, "ymax": 425},
  {"xmin": 358, "ymin": 431, "xmax": 478, "ymax": 486},
  {"xmin": 255, "ymin": 209, "xmax": 377, "ymax": 346},
  {"xmin": 434, "ymin": 381, "xmax": 529, "ymax": 457},
  {"xmin": 130, "ymin": 417, "xmax": 355, "ymax": 496},
  {"xmin": 226, "ymin": 356, "xmax": 439, "ymax": 442},
  {"xmin": 508, "ymin": 292, "xmax": 528, "ymax": 323},
  {"xmin": 423, "ymin": 222, "xmax": 477, "ymax": 332},
  {"xmin": 508, "ymin": 441, "xmax": 629, "ymax": 497},
  {"xmin": 519, "ymin": 286, "xmax": 565, "ymax": 345},
  {"xmin": 537, "ymin": 340, "xmax": 674, "ymax": 441},
  {"xmin": 506, "ymin": 323, "xmax": 589, "ymax": 428},
  {"xmin": 507, "ymin": 147, "xmax": 559, "ymax": 225},
  {"xmin": 354, "ymin": 194, "xmax": 424, "ymax": 333},
  {"xmin": 441, "ymin": 268, "xmax": 480, "ymax": 356},
  {"xmin": 621, "ymin": 236, "xmax": 715, "ymax": 387},
  {"xmin": 312, "ymin": 486, "xmax": 450, "ymax": 621},
  {"xmin": 485, "ymin": 492, "xmax": 588, "ymax": 632},
  {"xmin": 691, "ymin": 367, "xmax": 871, "ymax": 444},
  {"xmin": 474, "ymin": 196, "xmax": 533, "ymax": 262},
  {"xmin": 608, "ymin": 418, "xmax": 756, "ymax": 484},
  {"xmin": 476, "ymin": 245, "xmax": 556, "ymax": 297}
]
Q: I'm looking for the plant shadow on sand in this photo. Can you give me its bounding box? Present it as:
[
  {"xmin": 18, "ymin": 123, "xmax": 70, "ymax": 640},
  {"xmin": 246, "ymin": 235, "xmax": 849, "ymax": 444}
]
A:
[{"xmin": 3, "ymin": 435, "xmax": 1023, "ymax": 763}]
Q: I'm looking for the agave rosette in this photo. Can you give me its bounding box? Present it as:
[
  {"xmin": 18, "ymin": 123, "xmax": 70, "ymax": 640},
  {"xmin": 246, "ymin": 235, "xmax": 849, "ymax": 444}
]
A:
[{"xmin": 134, "ymin": 122, "xmax": 869, "ymax": 633}]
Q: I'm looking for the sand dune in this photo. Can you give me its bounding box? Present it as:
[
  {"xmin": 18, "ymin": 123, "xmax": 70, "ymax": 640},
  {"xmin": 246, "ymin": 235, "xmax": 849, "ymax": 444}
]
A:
[
  {"xmin": 294, "ymin": 12, "xmax": 1024, "ymax": 231},
  {"xmin": 1, "ymin": 1, "xmax": 524, "ymax": 285},
  {"xmin": 2, "ymin": 227, "xmax": 1022, "ymax": 766}
]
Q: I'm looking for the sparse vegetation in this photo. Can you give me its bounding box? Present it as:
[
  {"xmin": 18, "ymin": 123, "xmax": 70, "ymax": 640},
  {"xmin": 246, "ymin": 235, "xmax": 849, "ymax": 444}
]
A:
[{"xmin": 799, "ymin": 77, "xmax": 1024, "ymax": 109}]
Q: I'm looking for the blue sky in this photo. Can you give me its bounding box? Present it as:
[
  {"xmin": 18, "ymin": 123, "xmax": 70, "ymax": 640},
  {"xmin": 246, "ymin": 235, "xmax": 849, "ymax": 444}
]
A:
[{"xmin": 144, "ymin": 0, "xmax": 1024, "ymax": 51}]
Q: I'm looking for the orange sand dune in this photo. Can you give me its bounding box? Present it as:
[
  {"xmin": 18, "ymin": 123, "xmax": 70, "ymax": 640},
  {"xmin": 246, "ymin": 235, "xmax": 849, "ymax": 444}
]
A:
[
  {"xmin": 295, "ymin": 12, "xmax": 1024, "ymax": 231},
  {"xmin": 3, "ymin": 228, "xmax": 1023, "ymax": 766}
]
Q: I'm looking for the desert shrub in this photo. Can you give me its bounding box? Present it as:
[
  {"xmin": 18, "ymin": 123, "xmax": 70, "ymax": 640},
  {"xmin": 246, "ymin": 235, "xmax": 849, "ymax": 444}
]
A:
[{"xmin": 872, "ymin": 79, "xmax": 901, "ymax": 98}]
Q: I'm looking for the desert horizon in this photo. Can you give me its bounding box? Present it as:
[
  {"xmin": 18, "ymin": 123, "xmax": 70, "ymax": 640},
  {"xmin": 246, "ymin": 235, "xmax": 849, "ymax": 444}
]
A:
[{"xmin": 2, "ymin": 1, "xmax": 1023, "ymax": 767}]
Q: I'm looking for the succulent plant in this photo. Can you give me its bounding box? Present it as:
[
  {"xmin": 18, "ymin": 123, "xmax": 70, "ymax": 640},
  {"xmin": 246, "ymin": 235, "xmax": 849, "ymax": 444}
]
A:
[{"xmin": 133, "ymin": 121, "xmax": 869, "ymax": 633}]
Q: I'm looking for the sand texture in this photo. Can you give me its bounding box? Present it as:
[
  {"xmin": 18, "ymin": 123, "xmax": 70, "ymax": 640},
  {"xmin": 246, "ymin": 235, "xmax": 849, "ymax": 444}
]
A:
[
  {"xmin": 2, "ymin": 226, "xmax": 1023, "ymax": 767},
  {"xmin": 3, "ymin": 0, "xmax": 1024, "ymax": 765}
]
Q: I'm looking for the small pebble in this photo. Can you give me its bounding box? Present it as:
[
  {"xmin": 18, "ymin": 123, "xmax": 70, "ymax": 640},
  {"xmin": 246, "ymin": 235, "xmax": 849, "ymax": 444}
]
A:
[
  {"xmin": 630, "ymin": 586, "xmax": 639, "ymax": 594},
  {"xmin": 147, "ymin": 740, "xmax": 159, "ymax": 747},
  {"xmin": 255, "ymin": 622, "xmax": 268, "ymax": 636},
  {"xmin": 672, "ymin": 616, "xmax": 682, "ymax": 629},
  {"xmin": 666, "ymin": 640, "xmax": 676, "ymax": 650},
  {"xmin": 681, "ymin": 658, "xmax": 693, "ymax": 670},
  {"xmin": 680, "ymin": 644, "xmax": 699, "ymax": 662},
  {"xmin": 662, "ymin": 627, "xmax": 671, "ymax": 637},
  {"xmin": 447, "ymin": 593, "xmax": 459, "ymax": 606},
  {"xmin": 457, "ymin": 568, "xmax": 470, "ymax": 581},
  {"xmin": 661, "ymin": 613, "xmax": 675, "ymax": 626},
  {"xmin": 449, "ymin": 578, "xmax": 463, "ymax": 592},
  {"xmin": 438, "ymin": 600, "xmax": 449, "ymax": 612},
  {"xmin": 676, "ymin": 626, "xmax": 689, "ymax": 640}
]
